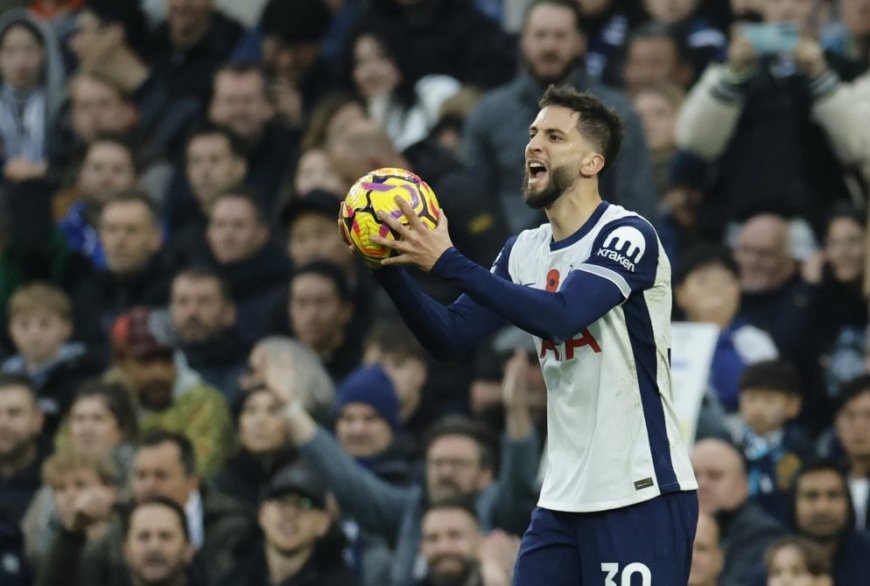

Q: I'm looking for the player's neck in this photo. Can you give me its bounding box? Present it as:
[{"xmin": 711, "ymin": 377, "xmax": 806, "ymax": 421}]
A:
[{"xmin": 546, "ymin": 183, "xmax": 602, "ymax": 242}]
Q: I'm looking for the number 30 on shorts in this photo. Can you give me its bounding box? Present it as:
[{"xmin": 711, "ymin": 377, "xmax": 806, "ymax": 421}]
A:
[{"xmin": 600, "ymin": 562, "xmax": 651, "ymax": 585}]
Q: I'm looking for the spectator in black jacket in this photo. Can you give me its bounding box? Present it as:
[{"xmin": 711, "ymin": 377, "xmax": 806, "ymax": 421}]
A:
[
  {"xmin": 787, "ymin": 460, "xmax": 870, "ymax": 586},
  {"xmin": 691, "ymin": 438, "xmax": 785, "ymax": 586},
  {"xmin": 170, "ymin": 267, "xmax": 249, "ymax": 403},
  {"xmin": 72, "ymin": 191, "xmax": 174, "ymax": 356},
  {"xmin": 144, "ymin": 0, "xmax": 244, "ymax": 104},
  {"xmin": 0, "ymin": 374, "xmax": 45, "ymax": 526},
  {"xmin": 219, "ymin": 465, "xmax": 360, "ymax": 586}
]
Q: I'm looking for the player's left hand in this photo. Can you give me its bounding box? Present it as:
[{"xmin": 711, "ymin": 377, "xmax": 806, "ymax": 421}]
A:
[{"xmin": 372, "ymin": 196, "xmax": 454, "ymax": 272}]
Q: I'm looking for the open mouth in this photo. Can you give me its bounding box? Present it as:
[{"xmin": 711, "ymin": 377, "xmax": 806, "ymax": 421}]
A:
[{"xmin": 527, "ymin": 160, "xmax": 548, "ymax": 186}]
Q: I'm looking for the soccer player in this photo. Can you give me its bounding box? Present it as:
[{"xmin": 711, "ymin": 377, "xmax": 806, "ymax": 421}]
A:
[{"xmin": 365, "ymin": 84, "xmax": 698, "ymax": 585}]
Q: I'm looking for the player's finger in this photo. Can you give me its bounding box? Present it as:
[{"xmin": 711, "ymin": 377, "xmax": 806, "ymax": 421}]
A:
[
  {"xmin": 394, "ymin": 196, "xmax": 425, "ymax": 231},
  {"xmin": 376, "ymin": 209, "xmax": 411, "ymax": 237}
]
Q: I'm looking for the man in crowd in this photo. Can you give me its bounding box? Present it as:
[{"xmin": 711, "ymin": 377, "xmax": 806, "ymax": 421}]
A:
[
  {"xmin": 0, "ymin": 374, "xmax": 44, "ymax": 526},
  {"xmin": 169, "ymin": 267, "xmax": 248, "ymax": 402},
  {"xmin": 111, "ymin": 307, "xmax": 233, "ymax": 474},
  {"xmin": 691, "ymin": 438, "xmax": 784, "ymax": 585}
]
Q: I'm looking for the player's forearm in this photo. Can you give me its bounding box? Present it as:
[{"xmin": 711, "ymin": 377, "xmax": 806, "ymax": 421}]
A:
[
  {"xmin": 432, "ymin": 248, "xmax": 622, "ymax": 343},
  {"xmin": 374, "ymin": 267, "xmax": 499, "ymax": 358}
]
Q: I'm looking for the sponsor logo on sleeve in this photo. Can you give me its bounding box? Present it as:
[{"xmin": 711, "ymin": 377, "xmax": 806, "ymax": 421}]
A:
[{"xmin": 596, "ymin": 226, "xmax": 646, "ymax": 272}]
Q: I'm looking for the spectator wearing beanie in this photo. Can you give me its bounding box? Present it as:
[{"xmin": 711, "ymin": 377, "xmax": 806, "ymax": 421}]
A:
[{"xmin": 334, "ymin": 365, "xmax": 410, "ymax": 486}]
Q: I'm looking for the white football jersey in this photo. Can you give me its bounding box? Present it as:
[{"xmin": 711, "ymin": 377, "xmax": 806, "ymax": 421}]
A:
[{"xmin": 506, "ymin": 203, "xmax": 697, "ymax": 512}]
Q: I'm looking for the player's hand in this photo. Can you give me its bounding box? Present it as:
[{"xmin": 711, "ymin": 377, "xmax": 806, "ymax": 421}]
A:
[{"xmin": 372, "ymin": 196, "xmax": 454, "ymax": 272}]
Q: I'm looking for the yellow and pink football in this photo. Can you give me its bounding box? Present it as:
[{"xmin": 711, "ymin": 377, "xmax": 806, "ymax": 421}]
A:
[{"xmin": 339, "ymin": 168, "xmax": 440, "ymax": 267}]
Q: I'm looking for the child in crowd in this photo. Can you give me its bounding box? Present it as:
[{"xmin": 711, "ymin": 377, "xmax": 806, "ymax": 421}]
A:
[
  {"xmin": 765, "ymin": 536, "xmax": 833, "ymax": 586},
  {"xmin": 1, "ymin": 283, "xmax": 100, "ymax": 435},
  {"xmin": 734, "ymin": 360, "xmax": 813, "ymax": 524}
]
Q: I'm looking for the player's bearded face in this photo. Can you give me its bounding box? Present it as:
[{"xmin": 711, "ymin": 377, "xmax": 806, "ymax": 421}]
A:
[{"xmin": 522, "ymin": 163, "xmax": 577, "ymax": 209}]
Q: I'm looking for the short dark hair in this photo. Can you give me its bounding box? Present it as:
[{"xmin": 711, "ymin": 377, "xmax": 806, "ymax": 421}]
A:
[
  {"xmin": 425, "ymin": 416, "xmax": 498, "ymax": 473},
  {"xmin": 674, "ymin": 244, "xmax": 739, "ymax": 286},
  {"xmin": 835, "ymin": 374, "xmax": 870, "ymax": 415},
  {"xmin": 364, "ymin": 319, "xmax": 427, "ymax": 365},
  {"xmin": 291, "ymin": 260, "xmax": 353, "ymax": 302},
  {"xmin": 84, "ymin": 0, "xmax": 148, "ymax": 57},
  {"xmin": 424, "ymin": 494, "xmax": 480, "ymax": 522},
  {"xmin": 137, "ymin": 429, "xmax": 197, "ymax": 476},
  {"xmin": 538, "ymin": 85, "xmax": 625, "ymax": 172},
  {"xmin": 185, "ymin": 123, "xmax": 247, "ymax": 160},
  {"xmin": 72, "ymin": 380, "xmax": 139, "ymax": 442},
  {"xmin": 628, "ymin": 23, "xmax": 692, "ymax": 64},
  {"xmin": 0, "ymin": 373, "xmax": 37, "ymax": 404},
  {"xmin": 261, "ymin": 0, "xmax": 331, "ymax": 44},
  {"xmin": 764, "ymin": 536, "xmax": 831, "ymax": 577},
  {"xmin": 739, "ymin": 360, "xmax": 801, "ymax": 396},
  {"xmin": 101, "ymin": 190, "xmax": 160, "ymax": 226},
  {"xmin": 523, "ymin": 0, "xmax": 583, "ymax": 34},
  {"xmin": 81, "ymin": 133, "xmax": 140, "ymax": 175},
  {"xmin": 125, "ymin": 496, "xmax": 190, "ymax": 542},
  {"xmin": 210, "ymin": 185, "xmax": 265, "ymax": 224},
  {"xmin": 824, "ymin": 203, "xmax": 864, "ymax": 239},
  {"xmin": 172, "ymin": 267, "xmax": 235, "ymax": 303}
]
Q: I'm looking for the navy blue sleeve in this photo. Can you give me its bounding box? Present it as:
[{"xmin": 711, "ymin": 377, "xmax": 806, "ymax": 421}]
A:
[
  {"xmin": 372, "ymin": 238, "xmax": 515, "ymax": 360},
  {"xmin": 431, "ymin": 218, "xmax": 660, "ymax": 344}
]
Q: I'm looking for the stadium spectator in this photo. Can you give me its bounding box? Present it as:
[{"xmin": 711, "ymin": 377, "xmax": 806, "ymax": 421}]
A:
[
  {"xmin": 22, "ymin": 449, "xmax": 117, "ymax": 568},
  {"xmin": 640, "ymin": 0, "xmax": 726, "ymax": 75},
  {"xmin": 55, "ymin": 430, "xmax": 253, "ymax": 584},
  {"xmin": 56, "ymin": 136, "xmax": 139, "ymax": 269},
  {"xmin": 1, "ymin": 283, "xmax": 101, "ymax": 435},
  {"xmin": 213, "ymin": 387, "xmax": 296, "ymax": 511},
  {"xmin": 110, "ymin": 307, "xmax": 233, "ymax": 475},
  {"xmin": 622, "ymin": 24, "xmax": 696, "ymax": 94},
  {"xmin": 419, "ymin": 497, "xmax": 521, "ymax": 586},
  {"xmin": 208, "ymin": 63, "xmax": 298, "ymax": 216},
  {"xmin": 345, "ymin": 27, "xmax": 460, "ymax": 150},
  {"xmin": 0, "ymin": 374, "xmax": 45, "ymax": 526},
  {"xmin": 218, "ymin": 464, "xmax": 360, "ymax": 586},
  {"xmin": 169, "ymin": 124, "xmax": 248, "ymax": 248},
  {"xmin": 733, "ymin": 360, "xmax": 812, "ymax": 525},
  {"xmin": 674, "ymin": 244, "xmax": 778, "ymax": 415},
  {"xmin": 675, "ymin": 1, "xmax": 858, "ymax": 239},
  {"xmin": 257, "ymin": 0, "xmax": 338, "ymax": 129},
  {"xmin": 238, "ymin": 336, "xmax": 336, "ymax": 424},
  {"xmin": 788, "ymin": 460, "xmax": 870, "ymax": 585},
  {"xmin": 353, "ymin": 0, "xmax": 515, "ymax": 91},
  {"xmin": 733, "ymin": 215, "xmax": 817, "ymax": 393},
  {"xmin": 288, "ymin": 260, "xmax": 359, "ymax": 382},
  {"xmin": 691, "ymin": 438, "xmax": 785, "ymax": 586},
  {"xmin": 803, "ymin": 207, "xmax": 868, "ymax": 400},
  {"xmin": 143, "ymin": 0, "xmax": 244, "ymax": 104},
  {"xmin": 630, "ymin": 82, "xmax": 685, "ymax": 198},
  {"xmin": 169, "ymin": 267, "xmax": 248, "ymax": 402},
  {"xmin": 266, "ymin": 358, "xmax": 540, "ymax": 586},
  {"xmin": 72, "ymin": 191, "xmax": 174, "ymax": 355},
  {"xmin": 0, "ymin": 10, "xmax": 65, "ymax": 183},
  {"xmin": 574, "ymin": 0, "xmax": 634, "ymax": 85},
  {"xmin": 463, "ymin": 0, "xmax": 657, "ymax": 233},
  {"xmin": 832, "ymin": 375, "xmax": 870, "ymax": 532},
  {"xmin": 64, "ymin": 380, "xmax": 139, "ymax": 474},
  {"xmin": 205, "ymin": 189, "xmax": 292, "ymax": 344},
  {"xmin": 57, "ymin": 71, "xmax": 138, "ymax": 155},
  {"xmin": 688, "ymin": 512, "xmax": 725, "ymax": 586},
  {"xmin": 763, "ymin": 536, "xmax": 833, "ymax": 586},
  {"xmin": 68, "ymin": 0, "xmax": 199, "ymax": 159}
]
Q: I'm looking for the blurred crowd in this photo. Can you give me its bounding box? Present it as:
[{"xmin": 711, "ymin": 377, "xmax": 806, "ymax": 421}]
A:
[{"xmin": 0, "ymin": 0, "xmax": 868, "ymax": 585}]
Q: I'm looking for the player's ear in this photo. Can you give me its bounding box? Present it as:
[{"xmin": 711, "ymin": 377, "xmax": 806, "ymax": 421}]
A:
[{"xmin": 579, "ymin": 153, "xmax": 605, "ymax": 177}]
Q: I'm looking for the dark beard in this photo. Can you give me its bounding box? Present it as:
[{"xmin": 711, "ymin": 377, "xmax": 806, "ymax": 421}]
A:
[
  {"xmin": 522, "ymin": 165, "xmax": 576, "ymax": 209},
  {"xmin": 427, "ymin": 557, "xmax": 478, "ymax": 586}
]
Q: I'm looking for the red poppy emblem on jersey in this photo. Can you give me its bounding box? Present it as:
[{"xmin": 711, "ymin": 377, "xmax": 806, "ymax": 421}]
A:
[{"xmin": 546, "ymin": 269, "xmax": 560, "ymax": 292}]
